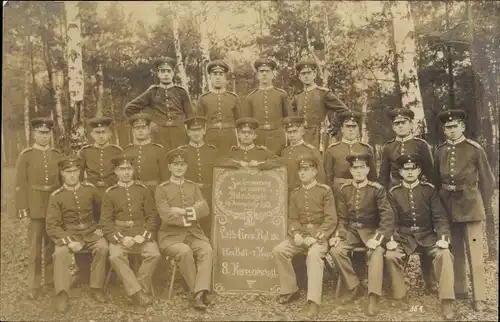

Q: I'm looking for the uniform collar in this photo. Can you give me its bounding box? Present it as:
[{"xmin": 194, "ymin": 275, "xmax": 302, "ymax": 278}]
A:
[
  {"xmin": 238, "ymin": 143, "xmax": 255, "ymax": 151},
  {"xmin": 93, "ymin": 142, "xmax": 110, "ymax": 149},
  {"xmin": 305, "ymin": 84, "xmax": 317, "ymax": 92},
  {"xmin": 63, "ymin": 183, "xmax": 81, "ymax": 191},
  {"xmin": 395, "ymin": 134, "xmax": 413, "ymax": 142},
  {"xmin": 169, "ymin": 176, "xmax": 185, "ymax": 185},
  {"xmin": 117, "ymin": 180, "xmax": 134, "ymax": 188},
  {"xmin": 352, "ymin": 180, "xmax": 368, "ymax": 189},
  {"xmin": 446, "ymin": 135, "xmax": 465, "ymax": 146},
  {"xmin": 159, "ymin": 83, "xmax": 174, "ymax": 90},
  {"xmin": 211, "ymin": 88, "xmax": 226, "ymax": 94},
  {"xmin": 302, "ymin": 180, "xmax": 317, "ymax": 190},
  {"xmin": 291, "ymin": 139, "xmax": 305, "ymax": 147},
  {"xmin": 33, "ymin": 143, "xmax": 51, "ymax": 151},
  {"xmin": 135, "ymin": 139, "xmax": 151, "ymax": 146},
  {"xmin": 259, "ymin": 85, "xmax": 274, "ymax": 91},
  {"xmin": 189, "ymin": 141, "xmax": 205, "ymax": 148},
  {"xmin": 402, "ymin": 180, "xmax": 420, "ymax": 189},
  {"xmin": 342, "ymin": 138, "xmax": 359, "ymax": 145}
]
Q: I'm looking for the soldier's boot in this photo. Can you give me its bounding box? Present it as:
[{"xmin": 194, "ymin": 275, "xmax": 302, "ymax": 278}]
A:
[
  {"xmin": 131, "ymin": 290, "xmax": 151, "ymax": 307},
  {"xmin": 192, "ymin": 291, "xmax": 207, "ymax": 311},
  {"xmin": 442, "ymin": 299, "xmax": 455, "ymax": 320},
  {"xmin": 393, "ymin": 294, "xmax": 409, "ymax": 310},
  {"xmin": 365, "ymin": 293, "xmax": 380, "ymax": 316},
  {"xmin": 277, "ymin": 291, "xmax": 300, "ymax": 304},
  {"xmin": 300, "ymin": 300, "xmax": 319, "ymax": 318},
  {"xmin": 89, "ymin": 288, "xmax": 107, "ymax": 303},
  {"xmin": 52, "ymin": 291, "xmax": 69, "ymax": 313},
  {"xmin": 27, "ymin": 288, "xmax": 40, "ymax": 300},
  {"xmin": 455, "ymin": 292, "xmax": 468, "ymax": 300},
  {"xmin": 473, "ymin": 300, "xmax": 485, "ymax": 312},
  {"xmin": 341, "ymin": 284, "xmax": 364, "ymax": 305},
  {"xmin": 202, "ymin": 291, "xmax": 213, "ymax": 306}
]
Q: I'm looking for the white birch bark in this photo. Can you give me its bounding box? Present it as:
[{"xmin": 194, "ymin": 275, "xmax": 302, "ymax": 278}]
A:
[
  {"xmin": 24, "ymin": 71, "xmax": 31, "ymax": 146},
  {"xmin": 96, "ymin": 64, "xmax": 104, "ymax": 117},
  {"xmin": 169, "ymin": 1, "xmax": 189, "ymax": 90},
  {"xmin": 199, "ymin": 2, "xmax": 211, "ymax": 94},
  {"xmin": 53, "ymin": 71, "xmax": 64, "ymax": 136}
]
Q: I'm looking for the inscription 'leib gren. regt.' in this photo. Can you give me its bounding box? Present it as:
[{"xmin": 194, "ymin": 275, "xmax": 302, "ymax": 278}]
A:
[{"xmin": 212, "ymin": 166, "xmax": 287, "ymax": 294}]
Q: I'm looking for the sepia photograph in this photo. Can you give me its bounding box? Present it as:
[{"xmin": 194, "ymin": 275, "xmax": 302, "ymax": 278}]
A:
[{"xmin": 1, "ymin": 1, "xmax": 498, "ymax": 321}]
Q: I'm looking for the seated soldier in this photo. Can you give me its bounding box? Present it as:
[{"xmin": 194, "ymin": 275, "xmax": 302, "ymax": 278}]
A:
[
  {"xmin": 155, "ymin": 148, "xmax": 213, "ymax": 311},
  {"xmin": 385, "ymin": 154, "xmax": 455, "ymax": 320},
  {"xmin": 46, "ymin": 157, "xmax": 109, "ymax": 313},
  {"xmin": 272, "ymin": 154, "xmax": 337, "ymax": 318},
  {"xmin": 100, "ymin": 155, "xmax": 161, "ymax": 306},
  {"xmin": 328, "ymin": 152, "xmax": 394, "ymax": 316}
]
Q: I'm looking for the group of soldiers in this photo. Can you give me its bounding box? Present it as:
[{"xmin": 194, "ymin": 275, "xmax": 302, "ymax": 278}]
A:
[{"xmin": 15, "ymin": 56, "xmax": 495, "ymax": 319}]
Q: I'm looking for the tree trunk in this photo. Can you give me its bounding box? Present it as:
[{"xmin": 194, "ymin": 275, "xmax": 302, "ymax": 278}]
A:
[
  {"xmin": 170, "ymin": 1, "xmax": 189, "ymax": 90},
  {"xmin": 27, "ymin": 35, "xmax": 39, "ymax": 113},
  {"xmin": 24, "ymin": 71, "xmax": 31, "ymax": 147},
  {"xmin": 199, "ymin": 4, "xmax": 211, "ymax": 94},
  {"xmin": 95, "ymin": 64, "xmax": 104, "ymax": 117}
]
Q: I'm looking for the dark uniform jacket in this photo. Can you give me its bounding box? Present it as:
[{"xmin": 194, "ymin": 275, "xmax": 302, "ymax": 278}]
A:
[
  {"xmin": 100, "ymin": 181, "xmax": 157, "ymax": 244},
  {"xmin": 179, "ymin": 142, "xmax": 219, "ymax": 186},
  {"xmin": 336, "ymin": 180, "xmax": 394, "ymax": 245},
  {"xmin": 15, "ymin": 145, "xmax": 63, "ymax": 219},
  {"xmin": 198, "ymin": 89, "xmax": 241, "ymax": 128},
  {"xmin": 379, "ymin": 136, "xmax": 435, "ymax": 188},
  {"xmin": 79, "ymin": 143, "xmax": 123, "ymax": 188},
  {"xmin": 434, "ymin": 136, "xmax": 495, "ymax": 222},
  {"xmin": 217, "ymin": 144, "xmax": 282, "ymax": 170},
  {"xmin": 124, "ymin": 84, "xmax": 194, "ymax": 126},
  {"xmin": 288, "ymin": 181, "xmax": 337, "ymax": 243},
  {"xmin": 242, "ymin": 86, "xmax": 291, "ymax": 128},
  {"xmin": 388, "ymin": 180, "xmax": 451, "ymax": 254},
  {"xmin": 123, "ymin": 140, "xmax": 169, "ymax": 186},
  {"xmin": 46, "ymin": 182, "xmax": 102, "ymax": 246},
  {"xmin": 324, "ymin": 139, "xmax": 377, "ymax": 191},
  {"xmin": 279, "ymin": 140, "xmax": 326, "ymax": 190},
  {"xmin": 155, "ymin": 178, "xmax": 210, "ymax": 248}
]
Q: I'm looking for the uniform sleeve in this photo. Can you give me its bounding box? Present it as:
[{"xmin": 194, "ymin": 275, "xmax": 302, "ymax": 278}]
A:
[
  {"xmin": 374, "ymin": 187, "xmax": 394, "ymax": 242},
  {"xmin": 476, "ymin": 146, "xmax": 495, "ymax": 203},
  {"xmin": 378, "ymin": 144, "xmax": 391, "ymax": 189},
  {"xmin": 198, "ymin": 96, "xmax": 208, "ymax": 118},
  {"xmin": 233, "ymin": 96, "xmax": 242, "ymax": 121},
  {"xmin": 77, "ymin": 148, "xmax": 87, "ymax": 181},
  {"xmin": 92, "ymin": 187, "xmax": 102, "ymax": 222},
  {"xmin": 258, "ymin": 156, "xmax": 284, "ymax": 171},
  {"xmin": 181, "ymin": 88, "xmax": 194, "ymax": 118},
  {"xmin": 323, "ymin": 148, "xmax": 335, "ymax": 188},
  {"xmin": 288, "ymin": 192, "xmax": 302, "ymax": 236},
  {"xmin": 281, "ymin": 92, "xmax": 292, "ymax": 117},
  {"xmin": 433, "ymin": 148, "xmax": 442, "ymax": 190},
  {"xmin": 313, "ymin": 149, "xmax": 327, "ymax": 184},
  {"xmin": 46, "ymin": 194, "xmax": 72, "ymax": 246},
  {"xmin": 14, "ymin": 152, "xmax": 29, "ymax": 218},
  {"xmin": 124, "ymin": 88, "xmax": 152, "ymax": 117},
  {"xmin": 335, "ymin": 189, "xmax": 349, "ymax": 239},
  {"xmin": 430, "ymin": 189, "xmax": 451, "ymax": 243},
  {"xmin": 419, "ymin": 141, "xmax": 436, "ymax": 185},
  {"xmin": 157, "ymin": 149, "xmax": 170, "ymax": 182},
  {"xmin": 317, "ymin": 188, "xmax": 337, "ymax": 241},
  {"xmin": 187, "ymin": 184, "xmax": 210, "ymax": 221},
  {"xmin": 99, "ymin": 192, "xmax": 121, "ymax": 244},
  {"xmin": 323, "ymin": 91, "xmax": 349, "ymax": 114},
  {"xmin": 367, "ymin": 146, "xmax": 378, "ymax": 182},
  {"xmin": 291, "ymin": 95, "xmax": 298, "ymax": 114},
  {"xmin": 155, "ymin": 185, "xmax": 186, "ymax": 227},
  {"xmin": 240, "ymin": 95, "xmax": 252, "ymax": 117},
  {"xmin": 143, "ymin": 189, "xmax": 158, "ymax": 240}
]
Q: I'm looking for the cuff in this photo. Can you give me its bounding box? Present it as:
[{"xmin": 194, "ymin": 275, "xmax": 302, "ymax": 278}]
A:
[
  {"xmin": 112, "ymin": 231, "xmax": 124, "ymax": 243},
  {"xmin": 314, "ymin": 231, "xmax": 325, "ymax": 240},
  {"xmin": 60, "ymin": 236, "xmax": 73, "ymax": 245},
  {"xmin": 17, "ymin": 209, "xmax": 28, "ymax": 219},
  {"xmin": 185, "ymin": 207, "xmax": 196, "ymax": 221},
  {"xmin": 182, "ymin": 216, "xmax": 192, "ymax": 227},
  {"xmin": 142, "ymin": 230, "xmax": 153, "ymax": 241},
  {"xmin": 373, "ymin": 232, "xmax": 384, "ymax": 243},
  {"xmin": 439, "ymin": 234, "xmax": 451, "ymax": 243}
]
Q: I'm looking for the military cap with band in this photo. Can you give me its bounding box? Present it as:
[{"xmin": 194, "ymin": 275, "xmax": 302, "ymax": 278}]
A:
[
  {"xmin": 235, "ymin": 117, "xmax": 259, "ymax": 130},
  {"xmin": 166, "ymin": 148, "xmax": 188, "ymax": 164},
  {"xmin": 253, "ymin": 57, "xmax": 277, "ymax": 70},
  {"xmin": 58, "ymin": 157, "xmax": 83, "ymax": 171},
  {"xmin": 297, "ymin": 154, "xmax": 318, "ymax": 168},
  {"xmin": 207, "ymin": 60, "xmax": 230, "ymax": 73},
  {"xmin": 437, "ymin": 109, "xmax": 467, "ymax": 126},
  {"xmin": 338, "ymin": 110, "xmax": 362, "ymax": 125},
  {"xmin": 346, "ymin": 152, "xmax": 372, "ymax": 167},
  {"xmin": 387, "ymin": 108, "xmax": 415, "ymax": 123},
  {"xmin": 396, "ymin": 153, "xmax": 422, "ymax": 170},
  {"xmin": 128, "ymin": 112, "xmax": 152, "ymax": 127},
  {"xmin": 87, "ymin": 117, "xmax": 113, "ymax": 129},
  {"xmin": 295, "ymin": 59, "xmax": 318, "ymax": 72},
  {"xmin": 30, "ymin": 117, "xmax": 54, "ymax": 131},
  {"xmin": 184, "ymin": 116, "xmax": 207, "ymax": 130},
  {"xmin": 154, "ymin": 57, "xmax": 177, "ymax": 69},
  {"xmin": 111, "ymin": 154, "xmax": 135, "ymax": 167},
  {"xmin": 282, "ymin": 116, "xmax": 305, "ymax": 129}
]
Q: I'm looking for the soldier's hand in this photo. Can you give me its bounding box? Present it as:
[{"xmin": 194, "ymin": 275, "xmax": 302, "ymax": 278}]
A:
[
  {"xmin": 366, "ymin": 238, "xmax": 380, "ymax": 250},
  {"xmin": 150, "ymin": 122, "xmax": 159, "ymax": 133},
  {"xmin": 239, "ymin": 161, "xmax": 249, "ymax": 168},
  {"xmin": 386, "ymin": 236, "xmax": 398, "ymax": 251},
  {"xmin": 248, "ymin": 160, "xmax": 260, "ymax": 167},
  {"xmin": 293, "ymin": 233, "xmax": 303, "ymax": 246},
  {"xmin": 73, "ymin": 242, "xmax": 84, "ymax": 252},
  {"xmin": 303, "ymin": 237, "xmax": 317, "ymax": 247},
  {"xmin": 68, "ymin": 241, "xmax": 83, "ymax": 252},
  {"xmin": 94, "ymin": 228, "xmax": 103, "ymax": 237},
  {"xmin": 134, "ymin": 235, "xmax": 145, "ymax": 244},
  {"xmin": 122, "ymin": 236, "xmax": 135, "ymax": 248},
  {"xmin": 329, "ymin": 236, "xmax": 341, "ymax": 248},
  {"xmin": 435, "ymin": 239, "xmax": 449, "ymax": 249},
  {"xmin": 169, "ymin": 207, "xmax": 186, "ymax": 216}
]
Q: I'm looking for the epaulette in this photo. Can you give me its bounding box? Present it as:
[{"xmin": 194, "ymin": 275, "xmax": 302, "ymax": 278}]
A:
[
  {"xmin": 291, "ymin": 186, "xmax": 301, "ymax": 193},
  {"xmin": 80, "ymin": 144, "xmax": 92, "ymax": 151},
  {"xmin": 207, "ymin": 144, "xmax": 217, "ymax": 150},
  {"xmin": 413, "ymin": 137, "xmax": 430, "ymax": 144},
  {"xmin": 134, "ymin": 181, "xmax": 148, "ymax": 189},
  {"xmin": 420, "ymin": 181, "xmax": 435, "ymax": 188},
  {"xmin": 199, "ymin": 92, "xmax": 210, "ymax": 98},
  {"xmin": 303, "ymin": 142, "xmax": 316, "ymax": 149},
  {"xmin": 274, "ymin": 87, "xmax": 287, "ymax": 94},
  {"xmin": 174, "ymin": 85, "xmax": 188, "ymax": 92},
  {"xmin": 256, "ymin": 145, "xmax": 269, "ymax": 150},
  {"xmin": 179, "ymin": 144, "xmax": 189, "ymax": 149},
  {"xmin": 246, "ymin": 88, "xmax": 259, "ymax": 96},
  {"xmin": 146, "ymin": 84, "xmax": 159, "ymax": 92},
  {"xmin": 327, "ymin": 141, "xmax": 341, "ymax": 148},
  {"xmin": 51, "ymin": 148, "xmax": 62, "ymax": 154},
  {"xmin": 465, "ymin": 138, "xmax": 483, "ymax": 150},
  {"xmin": 227, "ymin": 91, "xmax": 239, "ymax": 98},
  {"xmin": 152, "ymin": 143, "xmax": 164, "ymax": 149},
  {"xmin": 339, "ymin": 181, "xmax": 353, "ymax": 191},
  {"xmin": 51, "ymin": 187, "xmax": 64, "ymax": 196},
  {"xmin": 435, "ymin": 142, "xmax": 447, "ymax": 150},
  {"xmin": 359, "ymin": 141, "xmax": 372, "ymax": 148},
  {"xmin": 81, "ymin": 181, "xmax": 95, "ymax": 187},
  {"xmin": 185, "ymin": 179, "xmax": 196, "ymax": 184},
  {"xmin": 105, "ymin": 184, "xmax": 119, "ymax": 194},
  {"xmin": 19, "ymin": 147, "xmax": 33, "ymax": 155},
  {"xmin": 368, "ymin": 181, "xmax": 383, "ymax": 189},
  {"xmin": 123, "ymin": 143, "xmax": 134, "ymax": 150},
  {"xmin": 230, "ymin": 145, "xmax": 238, "ymax": 151},
  {"xmin": 158, "ymin": 180, "xmax": 171, "ymax": 187},
  {"xmin": 317, "ymin": 183, "xmax": 331, "ymax": 191},
  {"xmin": 317, "ymin": 86, "xmax": 330, "ymax": 92},
  {"xmin": 110, "ymin": 144, "xmax": 123, "ymax": 151},
  {"xmin": 382, "ymin": 139, "xmax": 395, "ymax": 146},
  {"xmin": 389, "ymin": 184, "xmax": 402, "ymax": 193}
]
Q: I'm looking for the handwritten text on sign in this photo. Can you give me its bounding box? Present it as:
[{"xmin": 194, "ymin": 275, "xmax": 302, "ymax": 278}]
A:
[{"xmin": 212, "ymin": 166, "xmax": 287, "ymax": 294}]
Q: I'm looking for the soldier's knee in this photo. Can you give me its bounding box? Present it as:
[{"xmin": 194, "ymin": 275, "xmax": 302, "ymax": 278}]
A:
[
  {"xmin": 328, "ymin": 245, "xmax": 345, "ymax": 258},
  {"xmin": 109, "ymin": 244, "xmax": 125, "ymax": 259},
  {"xmin": 53, "ymin": 246, "xmax": 70, "ymax": 258},
  {"xmin": 199, "ymin": 244, "xmax": 213, "ymax": 259},
  {"xmin": 384, "ymin": 250, "xmax": 402, "ymax": 262},
  {"xmin": 174, "ymin": 244, "xmax": 193, "ymax": 259},
  {"xmin": 272, "ymin": 243, "xmax": 287, "ymax": 257},
  {"xmin": 94, "ymin": 239, "xmax": 109, "ymax": 255}
]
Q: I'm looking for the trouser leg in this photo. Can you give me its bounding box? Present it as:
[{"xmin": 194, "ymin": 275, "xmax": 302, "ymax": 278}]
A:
[
  {"xmin": 42, "ymin": 221, "xmax": 54, "ymax": 286},
  {"xmin": 162, "ymin": 243, "xmax": 197, "ymax": 293},
  {"xmin": 329, "ymin": 242, "xmax": 359, "ymax": 291},
  {"xmin": 27, "ymin": 219, "xmax": 44, "ymax": 290},
  {"xmin": 305, "ymin": 243, "xmax": 328, "ymax": 304},
  {"xmin": 451, "ymin": 222, "xmax": 468, "ymax": 295},
  {"xmin": 384, "ymin": 246, "xmax": 407, "ymax": 299},
  {"xmin": 189, "ymin": 238, "xmax": 213, "ymax": 293},
  {"xmin": 425, "ymin": 245, "xmax": 455, "ymax": 300},
  {"xmin": 109, "ymin": 243, "xmax": 141, "ymax": 296},
  {"xmin": 367, "ymin": 246, "xmax": 384, "ymax": 296},
  {"xmin": 52, "ymin": 245, "xmax": 72, "ymax": 295},
  {"xmin": 136, "ymin": 242, "xmax": 161, "ymax": 293},
  {"xmin": 464, "ymin": 221, "xmax": 486, "ymax": 302},
  {"xmin": 272, "ymin": 239, "xmax": 302, "ymax": 295},
  {"xmin": 86, "ymin": 238, "xmax": 109, "ymax": 289}
]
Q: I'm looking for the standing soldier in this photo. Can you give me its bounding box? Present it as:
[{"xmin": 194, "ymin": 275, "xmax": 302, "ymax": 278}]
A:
[
  {"xmin": 46, "ymin": 157, "xmax": 109, "ymax": 312},
  {"xmin": 280, "ymin": 116, "xmax": 326, "ymax": 192},
  {"xmin": 124, "ymin": 57, "xmax": 194, "ymax": 152},
  {"xmin": 272, "ymin": 155, "xmax": 337, "ymax": 318},
  {"xmin": 79, "ymin": 117, "xmax": 123, "ymax": 197},
  {"xmin": 15, "ymin": 117, "xmax": 63, "ymax": 299},
  {"xmin": 292, "ymin": 59, "xmax": 349, "ymax": 150},
  {"xmin": 243, "ymin": 58, "xmax": 291, "ymax": 154},
  {"xmin": 385, "ymin": 154, "xmax": 455, "ymax": 320},
  {"xmin": 435, "ymin": 109, "xmax": 495, "ymax": 312},
  {"xmin": 324, "ymin": 110, "xmax": 377, "ymax": 195},
  {"xmin": 198, "ymin": 60, "xmax": 241, "ymax": 155},
  {"xmin": 155, "ymin": 148, "xmax": 213, "ymax": 311},
  {"xmin": 178, "ymin": 116, "xmax": 219, "ymax": 237},
  {"xmin": 100, "ymin": 155, "xmax": 161, "ymax": 306},
  {"xmin": 329, "ymin": 153, "xmax": 394, "ymax": 316}
]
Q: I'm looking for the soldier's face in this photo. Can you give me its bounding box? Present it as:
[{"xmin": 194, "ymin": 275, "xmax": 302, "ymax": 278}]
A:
[
  {"xmin": 298, "ymin": 166, "xmax": 317, "ymax": 183},
  {"xmin": 392, "ymin": 119, "xmax": 413, "ymax": 137},
  {"xmin": 237, "ymin": 128, "xmax": 257, "ymax": 145},
  {"xmin": 90, "ymin": 127, "xmax": 112, "ymax": 145},
  {"xmin": 187, "ymin": 127, "xmax": 206, "ymax": 143},
  {"xmin": 341, "ymin": 122, "xmax": 359, "ymax": 141},
  {"xmin": 298, "ymin": 69, "xmax": 316, "ymax": 86},
  {"xmin": 257, "ymin": 67, "xmax": 274, "ymax": 85},
  {"xmin": 285, "ymin": 126, "xmax": 304, "ymax": 144},
  {"xmin": 132, "ymin": 124, "xmax": 151, "ymax": 141},
  {"xmin": 443, "ymin": 122, "xmax": 465, "ymax": 140},
  {"xmin": 399, "ymin": 167, "xmax": 421, "ymax": 183},
  {"xmin": 115, "ymin": 163, "xmax": 134, "ymax": 183},
  {"xmin": 61, "ymin": 167, "xmax": 80, "ymax": 186},
  {"xmin": 157, "ymin": 66, "xmax": 174, "ymax": 84},
  {"xmin": 168, "ymin": 161, "xmax": 188, "ymax": 177},
  {"xmin": 209, "ymin": 71, "xmax": 227, "ymax": 89},
  {"xmin": 350, "ymin": 164, "xmax": 369, "ymax": 182},
  {"xmin": 33, "ymin": 129, "xmax": 52, "ymax": 146}
]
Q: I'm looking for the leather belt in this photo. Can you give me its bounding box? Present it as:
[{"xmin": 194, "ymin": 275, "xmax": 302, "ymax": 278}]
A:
[
  {"xmin": 303, "ymin": 122, "xmax": 320, "ymax": 129},
  {"xmin": 350, "ymin": 222, "xmax": 377, "ymax": 229},
  {"xmin": 400, "ymin": 225, "xmax": 429, "ymax": 233},
  {"xmin": 304, "ymin": 223, "xmax": 318, "ymax": 229},
  {"xmin": 115, "ymin": 220, "xmax": 144, "ymax": 228},
  {"xmin": 161, "ymin": 120, "xmax": 183, "ymax": 127},
  {"xmin": 65, "ymin": 222, "xmax": 95, "ymax": 231},
  {"xmin": 333, "ymin": 178, "xmax": 351, "ymax": 184},
  {"xmin": 94, "ymin": 181, "xmax": 108, "ymax": 188},
  {"xmin": 441, "ymin": 183, "xmax": 467, "ymax": 192},
  {"xmin": 141, "ymin": 180, "xmax": 159, "ymax": 186},
  {"xmin": 260, "ymin": 123, "xmax": 279, "ymax": 130},
  {"xmin": 207, "ymin": 122, "xmax": 235, "ymax": 129},
  {"xmin": 31, "ymin": 184, "xmax": 58, "ymax": 192}
]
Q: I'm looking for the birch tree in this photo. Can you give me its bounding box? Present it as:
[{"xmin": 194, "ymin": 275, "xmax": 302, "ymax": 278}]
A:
[
  {"xmin": 24, "ymin": 70, "xmax": 31, "ymax": 146},
  {"xmin": 169, "ymin": 1, "xmax": 189, "ymax": 90}
]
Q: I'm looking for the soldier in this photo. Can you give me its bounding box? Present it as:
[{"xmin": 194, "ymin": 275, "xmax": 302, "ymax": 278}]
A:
[
  {"xmin": 272, "ymin": 155, "xmax": 337, "ymax": 318},
  {"xmin": 178, "ymin": 116, "xmax": 219, "ymax": 237},
  {"xmin": 155, "ymin": 148, "xmax": 213, "ymax": 311},
  {"xmin": 123, "ymin": 112, "xmax": 169, "ymax": 192},
  {"xmin": 100, "ymin": 155, "xmax": 161, "ymax": 306},
  {"xmin": 434, "ymin": 109, "xmax": 495, "ymax": 312},
  {"xmin": 280, "ymin": 116, "xmax": 326, "ymax": 192},
  {"xmin": 124, "ymin": 57, "xmax": 194, "ymax": 152},
  {"xmin": 198, "ymin": 60, "xmax": 241, "ymax": 155},
  {"xmin": 328, "ymin": 152, "xmax": 394, "ymax": 316},
  {"xmin": 79, "ymin": 117, "xmax": 123, "ymax": 197},
  {"xmin": 292, "ymin": 59, "xmax": 349, "ymax": 150},
  {"xmin": 242, "ymin": 58, "xmax": 291, "ymax": 154},
  {"xmin": 385, "ymin": 154, "xmax": 455, "ymax": 320},
  {"xmin": 46, "ymin": 157, "xmax": 108, "ymax": 312},
  {"xmin": 323, "ymin": 110, "xmax": 377, "ymax": 195},
  {"xmin": 15, "ymin": 117, "xmax": 63, "ymax": 299}
]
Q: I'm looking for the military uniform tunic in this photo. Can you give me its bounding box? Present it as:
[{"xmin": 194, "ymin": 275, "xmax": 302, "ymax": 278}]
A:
[
  {"xmin": 124, "ymin": 84, "xmax": 194, "ymax": 151},
  {"xmin": 15, "ymin": 144, "xmax": 63, "ymax": 290},
  {"xmin": 243, "ymin": 86, "xmax": 291, "ymax": 153},
  {"xmin": 198, "ymin": 89, "xmax": 241, "ymax": 155},
  {"xmin": 46, "ymin": 182, "xmax": 108, "ymax": 295},
  {"xmin": 123, "ymin": 141, "xmax": 169, "ymax": 189},
  {"xmin": 79, "ymin": 143, "xmax": 123, "ymax": 193}
]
